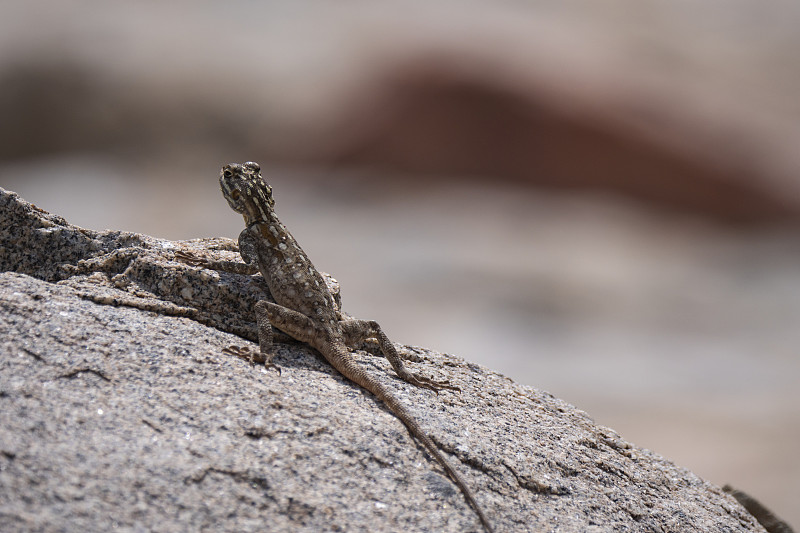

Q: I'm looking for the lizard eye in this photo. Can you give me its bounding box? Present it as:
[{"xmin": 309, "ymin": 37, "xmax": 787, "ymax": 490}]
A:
[{"xmin": 223, "ymin": 168, "xmax": 234, "ymax": 179}]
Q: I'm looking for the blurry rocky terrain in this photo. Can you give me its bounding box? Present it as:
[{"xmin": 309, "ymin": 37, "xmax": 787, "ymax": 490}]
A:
[{"xmin": 0, "ymin": 0, "xmax": 797, "ymax": 527}]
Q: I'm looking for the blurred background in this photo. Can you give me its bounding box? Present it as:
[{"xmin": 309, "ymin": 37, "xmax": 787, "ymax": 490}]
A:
[{"xmin": 1, "ymin": 0, "xmax": 798, "ymax": 526}]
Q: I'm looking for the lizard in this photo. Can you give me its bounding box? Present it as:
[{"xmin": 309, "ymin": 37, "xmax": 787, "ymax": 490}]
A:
[{"xmin": 180, "ymin": 161, "xmax": 494, "ymax": 532}]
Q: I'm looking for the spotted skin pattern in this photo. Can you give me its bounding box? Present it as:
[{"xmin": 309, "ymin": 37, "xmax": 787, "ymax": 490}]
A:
[{"xmin": 201, "ymin": 162, "xmax": 493, "ymax": 532}]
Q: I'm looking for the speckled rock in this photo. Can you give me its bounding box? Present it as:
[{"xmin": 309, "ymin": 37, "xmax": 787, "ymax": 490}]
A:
[{"xmin": 0, "ymin": 188, "xmax": 764, "ymax": 532}]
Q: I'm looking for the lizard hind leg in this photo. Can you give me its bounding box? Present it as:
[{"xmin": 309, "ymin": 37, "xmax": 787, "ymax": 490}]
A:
[{"xmin": 340, "ymin": 319, "xmax": 459, "ymax": 392}]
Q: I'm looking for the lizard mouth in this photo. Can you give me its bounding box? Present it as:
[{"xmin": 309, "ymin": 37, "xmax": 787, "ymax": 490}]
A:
[
  {"xmin": 226, "ymin": 189, "xmax": 245, "ymax": 212},
  {"xmin": 219, "ymin": 167, "xmax": 246, "ymax": 214}
]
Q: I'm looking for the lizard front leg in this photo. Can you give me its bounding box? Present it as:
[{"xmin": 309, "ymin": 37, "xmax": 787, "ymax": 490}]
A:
[
  {"xmin": 175, "ymin": 250, "xmax": 279, "ymax": 369},
  {"xmin": 340, "ymin": 319, "xmax": 458, "ymax": 392},
  {"xmin": 173, "ymin": 250, "xmax": 259, "ymax": 276},
  {"xmin": 222, "ymin": 300, "xmax": 277, "ymax": 371},
  {"xmin": 229, "ymin": 300, "xmax": 325, "ymax": 372}
]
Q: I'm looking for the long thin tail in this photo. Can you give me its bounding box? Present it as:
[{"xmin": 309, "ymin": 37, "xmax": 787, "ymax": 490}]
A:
[{"xmin": 333, "ymin": 355, "xmax": 494, "ymax": 533}]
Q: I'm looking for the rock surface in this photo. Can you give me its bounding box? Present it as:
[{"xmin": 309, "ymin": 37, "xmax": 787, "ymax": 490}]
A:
[{"xmin": 0, "ymin": 187, "xmax": 764, "ymax": 532}]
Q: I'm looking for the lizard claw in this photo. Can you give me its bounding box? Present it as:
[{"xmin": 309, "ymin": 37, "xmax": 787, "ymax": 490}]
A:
[
  {"xmin": 263, "ymin": 363, "xmax": 282, "ymax": 375},
  {"xmin": 425, "ymin": 377, "xmax": 460, "ymax": 393},
  {"xmin": 222, "ymin": 345, "xmax": 281, "ymax": 375},
  {"xmin": 174, "ymin": 250, "xmax": 210, "ymax": 268},
  {"xmin": 400, "ymin": 371, "xmax": 460, "ymax": 392},
  {"xmin": 222, "ymin": 345, "xmax": 250, "ymax": 360}
]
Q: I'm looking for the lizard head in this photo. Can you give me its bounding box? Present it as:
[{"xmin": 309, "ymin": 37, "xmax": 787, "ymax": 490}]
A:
[{"xmin": 219, "ymin": 161, "xmax": 275, "ymax": 225}]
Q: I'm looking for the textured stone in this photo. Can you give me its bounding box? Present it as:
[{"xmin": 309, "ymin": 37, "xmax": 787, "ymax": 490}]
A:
[{"xmin": 0, "ymin": 188, "xmax": 765, "ymax": 532}]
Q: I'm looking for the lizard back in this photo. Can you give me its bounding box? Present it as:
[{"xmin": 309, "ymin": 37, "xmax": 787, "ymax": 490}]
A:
[
  {"xmin": 219, "ymin": 162, "xmax": 340, "ymax": 329},
  {"xmin": 216, "ymin": 161, "xmax": 494, "ymax": 532}
]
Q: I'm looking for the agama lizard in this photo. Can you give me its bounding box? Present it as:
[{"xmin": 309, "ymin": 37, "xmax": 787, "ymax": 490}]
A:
[{"xmin": 181, "ymin": 162, "xmax": 494, "ymax": 532}]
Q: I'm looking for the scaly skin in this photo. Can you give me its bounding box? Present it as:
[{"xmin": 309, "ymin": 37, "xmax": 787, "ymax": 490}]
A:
[{"xmin": 204, "ymin": 161, "xmax": 493, "ymax": 532}]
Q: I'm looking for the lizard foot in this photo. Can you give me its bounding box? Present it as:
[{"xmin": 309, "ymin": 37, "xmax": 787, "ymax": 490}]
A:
[
  {"xmin": 397, "ymin": 370, "xmax": 460, "ymax": 392},
  {"xmin": 359, "ymin": 338, "xmax": 421, "ymax": 360},
  {"xmin": 174, "ymin": 250, "xmax": 210, "ymax": 268},
  {"xmin": 222, "ymin": 345, "xmax": 281, "ymax": 375}
]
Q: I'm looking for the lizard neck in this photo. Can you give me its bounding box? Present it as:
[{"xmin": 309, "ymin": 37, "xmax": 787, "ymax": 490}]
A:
[
  {"xmin": 240, "ymin": 191, "xmax": 278, "ymax": 227},
  {"xmin": 242, "ymin": 208, "xmax": 279, "ymax": 229}
]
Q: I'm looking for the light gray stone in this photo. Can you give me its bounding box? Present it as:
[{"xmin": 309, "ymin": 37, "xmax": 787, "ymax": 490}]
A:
[{"xmin": 0, "ymin": 187, "xmax": 764, "ymax": 532}]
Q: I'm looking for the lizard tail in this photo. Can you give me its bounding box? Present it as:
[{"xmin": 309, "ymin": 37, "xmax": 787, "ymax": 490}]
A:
[{"xmin": 330, "ymin": 352, "xmax": 495, "ymax": 533}]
